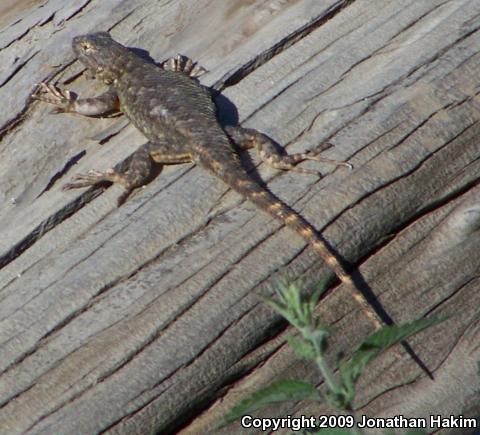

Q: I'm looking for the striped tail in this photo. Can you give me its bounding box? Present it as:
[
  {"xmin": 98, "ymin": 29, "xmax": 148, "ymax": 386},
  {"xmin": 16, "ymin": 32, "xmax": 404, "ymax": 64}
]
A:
[{"xmin": 221, "ymin": 169, "xmax": 383, "ymax": 329}]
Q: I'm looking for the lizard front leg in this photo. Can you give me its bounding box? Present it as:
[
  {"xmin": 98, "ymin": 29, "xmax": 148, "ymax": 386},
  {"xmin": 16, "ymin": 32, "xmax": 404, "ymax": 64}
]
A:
[
  {"xmin": 31, "ymin": 55, "xmax": 204, "ymax": 115},
  {"xmin": 31, "ymin": 83, "xmax": 120, "ymax": 117},
  {"xmin": 63, "ymin": 140, "xmax": 192, "ymax": 205},
  {"xmin": 224, "ymin": 125, "xmax": 352, "ymax": 175}
]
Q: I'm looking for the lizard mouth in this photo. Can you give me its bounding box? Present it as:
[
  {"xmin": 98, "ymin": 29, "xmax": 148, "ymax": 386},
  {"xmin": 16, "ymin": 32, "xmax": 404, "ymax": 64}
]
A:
[{"xmin": 83, "ymin": 66, "xmax": 104, "ymax": 80}]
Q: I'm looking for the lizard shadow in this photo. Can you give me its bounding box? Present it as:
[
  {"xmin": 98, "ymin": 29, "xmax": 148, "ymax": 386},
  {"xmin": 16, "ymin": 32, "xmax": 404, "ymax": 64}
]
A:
[{"xmin": 215, "ymin": 93, "xmax": 270, "ymax": 185}]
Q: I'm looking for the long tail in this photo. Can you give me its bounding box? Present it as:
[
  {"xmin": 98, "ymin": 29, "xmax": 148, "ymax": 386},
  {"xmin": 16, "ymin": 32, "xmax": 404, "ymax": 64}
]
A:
[{"xmin": 215, "ymin": 163, "xmax": 383, "ymax": 329}]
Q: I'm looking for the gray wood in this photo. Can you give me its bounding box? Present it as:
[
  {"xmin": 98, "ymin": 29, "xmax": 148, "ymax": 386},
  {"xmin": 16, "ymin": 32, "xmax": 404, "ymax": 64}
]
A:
[{"xmin": 0, "ymin": 0, "xmax": 479, "ymax": 434}]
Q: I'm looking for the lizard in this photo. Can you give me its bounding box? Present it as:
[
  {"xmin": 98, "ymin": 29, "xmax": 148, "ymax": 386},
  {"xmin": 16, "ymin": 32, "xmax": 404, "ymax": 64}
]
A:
[{"xmin": 32, "ymin": 31, "xmax": 385, "ymax": 330}]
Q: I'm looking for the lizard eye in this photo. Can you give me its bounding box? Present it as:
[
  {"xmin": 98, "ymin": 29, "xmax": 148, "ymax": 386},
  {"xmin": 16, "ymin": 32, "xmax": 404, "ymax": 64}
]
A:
[{"xmin": 80, "ymin": 42, "xmax": 94, "ymax": 52}]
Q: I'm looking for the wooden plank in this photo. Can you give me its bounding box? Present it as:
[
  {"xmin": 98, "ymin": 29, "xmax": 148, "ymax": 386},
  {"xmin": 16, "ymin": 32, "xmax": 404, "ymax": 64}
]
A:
[{"xmin": 0, "ymin": 0, "xmax": 479, "ymax": 434}]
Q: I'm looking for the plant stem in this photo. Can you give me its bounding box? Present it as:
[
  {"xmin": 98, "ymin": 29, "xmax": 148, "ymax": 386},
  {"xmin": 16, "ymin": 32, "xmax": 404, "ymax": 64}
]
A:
[{"xmin": 314, "ymin": 353, "xmax": 339, "ymax": 393}]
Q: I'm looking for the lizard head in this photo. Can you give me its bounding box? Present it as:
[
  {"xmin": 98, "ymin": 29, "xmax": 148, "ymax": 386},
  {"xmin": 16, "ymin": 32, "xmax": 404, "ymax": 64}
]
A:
[{"xmin": 73, "ymin": 32, "xmax": 128, "ymax": 85}]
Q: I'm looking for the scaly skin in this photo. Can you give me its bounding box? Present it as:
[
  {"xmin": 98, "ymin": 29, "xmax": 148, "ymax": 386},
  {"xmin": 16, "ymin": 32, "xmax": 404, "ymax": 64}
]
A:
[{"xmin": 32, "ymin": 32, "xmax": 385, "ymax": 330}]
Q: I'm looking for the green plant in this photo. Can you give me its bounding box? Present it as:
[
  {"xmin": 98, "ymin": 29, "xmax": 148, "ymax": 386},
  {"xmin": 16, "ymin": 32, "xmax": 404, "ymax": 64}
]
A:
[{"xmin": 218, "ymin": 282, "xmax": 439, "ymax": 434}]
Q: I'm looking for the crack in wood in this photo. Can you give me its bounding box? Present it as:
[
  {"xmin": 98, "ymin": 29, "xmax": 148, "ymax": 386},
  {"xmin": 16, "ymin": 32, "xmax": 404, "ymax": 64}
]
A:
[
  {"xmin": 0, "ymin": 50, "xmax": 38, "ymax": 87},
  {"xmin": 37, "ymin": 149, "xmax": 87, "ymax": 196},
  {"xmin": 217, "ymin": 0, "xmax": 356, "ymax": 91}
]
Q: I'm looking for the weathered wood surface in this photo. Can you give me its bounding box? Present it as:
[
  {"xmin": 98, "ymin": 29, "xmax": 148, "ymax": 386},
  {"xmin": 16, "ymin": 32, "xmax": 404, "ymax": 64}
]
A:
[{"xmin": 0, "ymin": 0, "xmax": 479, "ymax": 433}]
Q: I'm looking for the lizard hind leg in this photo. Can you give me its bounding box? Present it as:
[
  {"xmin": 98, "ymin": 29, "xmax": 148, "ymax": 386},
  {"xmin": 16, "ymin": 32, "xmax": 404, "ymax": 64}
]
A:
[
  {"xmin": 161, "ymin": 54, "xmax": 207, "ymax": 79},
  {"xmin": 224, "ymin": 125, "xmax": 352, "ymax": 176},
  {"xmin": 63, "ymin": 143, "xmax": 154, "ymax": 206}
]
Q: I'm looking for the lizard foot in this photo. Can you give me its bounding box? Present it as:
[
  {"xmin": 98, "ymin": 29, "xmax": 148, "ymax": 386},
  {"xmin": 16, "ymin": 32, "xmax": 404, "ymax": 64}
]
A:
[
  {"xmin": 302, "ymin": 143, "xmax": 353, "ymax": 170},
  {"xmin": 32, "ymin": 82, "xmax": 78, "ymax": 113},
  {"xmin": 161, "ymin": 54, "xmax": 207, "ymax": 78},
  {"xmin": 62, "ymin": 169, "xmax": 116, "ymax": 190},
  {"xmin": 63, "ymin": 169, "xmax": 136, "ymax": 206}
]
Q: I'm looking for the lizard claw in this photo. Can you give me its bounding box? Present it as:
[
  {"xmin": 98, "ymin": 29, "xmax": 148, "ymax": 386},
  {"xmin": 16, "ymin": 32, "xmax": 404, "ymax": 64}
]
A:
[
  {"xmin": 162, "ymin": 54, "xmax": 207, "ymax": 79},
  {"xmin": 32, "ymin": 82, "xmax": 78, "ymax": 113},
  {"xmin": 62, "ymin": 169, "xmax": 111, "ymax": 191},
  {"xmin": 72, "ymin": 169, "xmax": 105, "ymax": 180},
  {"xmin": 63, "ymin": 168, "xmax": 136, "ymax": 206},
  {"xmin": 305, "ymin": 142, "xmax": 353, "ymax": 170}
]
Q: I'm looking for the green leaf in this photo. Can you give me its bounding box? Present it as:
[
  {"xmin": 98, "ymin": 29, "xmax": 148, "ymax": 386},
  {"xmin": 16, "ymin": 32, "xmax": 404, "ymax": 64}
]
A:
[
  {"xmin": 344, "ymin": 317, "xmax": 441, "ymax": 384},
  {"xmin": 287, "ymin": 335, "xmax": 316, "ymax": 360},
  {"xmin": 262, "ymin": 296, "xmax": 289, "ymax": 317},
  {"xmin": 218, "ymin": 380, "xmax": 322, "ymax": 428}
]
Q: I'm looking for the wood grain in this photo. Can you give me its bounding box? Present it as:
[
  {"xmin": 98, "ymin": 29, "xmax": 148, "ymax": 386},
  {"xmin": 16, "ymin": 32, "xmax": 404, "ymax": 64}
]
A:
[{"xmin": 0, "ymin": 0, "xmax": 479, "ymax": 433}]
